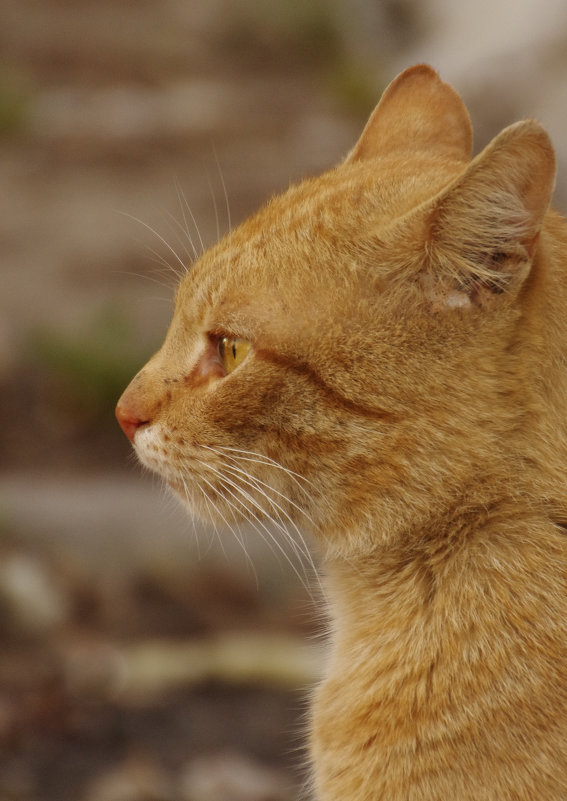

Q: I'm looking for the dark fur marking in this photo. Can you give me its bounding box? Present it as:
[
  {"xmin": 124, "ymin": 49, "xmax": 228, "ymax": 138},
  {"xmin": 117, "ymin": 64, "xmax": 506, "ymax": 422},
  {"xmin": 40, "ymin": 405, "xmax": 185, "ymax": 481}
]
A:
[{"xmin": 255, "ymin": 348, "xmax": 399, "ymax": 423}]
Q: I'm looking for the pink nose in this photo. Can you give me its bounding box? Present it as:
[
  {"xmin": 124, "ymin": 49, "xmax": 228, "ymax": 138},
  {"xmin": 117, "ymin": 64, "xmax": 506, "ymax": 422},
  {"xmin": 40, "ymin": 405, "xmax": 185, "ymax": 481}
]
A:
[
  {"xmin": 116, "ymin": 369, "xmax": 161, "ymax": 442},
  {"xmin": 115, "ymin": 402, "xmax": 144, "ymax": 442}
]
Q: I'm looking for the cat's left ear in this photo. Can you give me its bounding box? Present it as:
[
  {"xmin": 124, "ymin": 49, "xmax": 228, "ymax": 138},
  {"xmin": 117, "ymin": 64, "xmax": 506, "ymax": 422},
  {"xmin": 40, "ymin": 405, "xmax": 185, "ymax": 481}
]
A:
[
  {"xmin": 418, "ymin": 119, "xmax": 556, "ymax": 309},
  {"xmin": 346, "ymin": 64, "xmax": 473, "ymax": 163}
]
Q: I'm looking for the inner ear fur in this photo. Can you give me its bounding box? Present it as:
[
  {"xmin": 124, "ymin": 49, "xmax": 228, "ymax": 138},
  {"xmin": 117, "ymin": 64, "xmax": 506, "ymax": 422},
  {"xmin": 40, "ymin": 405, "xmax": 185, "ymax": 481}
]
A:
[
  {"xmin": 346, "ymin": 64, "xmax": 473, "ymax": 164},
  {"xmin": 422, "ymin": 119, "xmax": 556, "ymax": 303}
]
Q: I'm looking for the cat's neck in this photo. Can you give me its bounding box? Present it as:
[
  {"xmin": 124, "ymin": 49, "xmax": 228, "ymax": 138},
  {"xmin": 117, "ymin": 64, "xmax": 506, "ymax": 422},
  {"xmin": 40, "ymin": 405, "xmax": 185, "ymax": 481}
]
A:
[
  {"xmin": 321, "ymin": 499, "xmax": 564, "ymax": 686},
  {"xmin": 312, "ymin": 507, "xmax": 567, "ymax": 799}
]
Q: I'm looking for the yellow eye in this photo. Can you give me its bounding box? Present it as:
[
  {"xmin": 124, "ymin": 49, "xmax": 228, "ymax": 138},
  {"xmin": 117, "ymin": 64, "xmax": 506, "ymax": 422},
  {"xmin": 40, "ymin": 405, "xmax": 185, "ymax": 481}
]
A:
[{"xmin": 218, "ymin": 336, "xmax": 251, "ymax": 374}]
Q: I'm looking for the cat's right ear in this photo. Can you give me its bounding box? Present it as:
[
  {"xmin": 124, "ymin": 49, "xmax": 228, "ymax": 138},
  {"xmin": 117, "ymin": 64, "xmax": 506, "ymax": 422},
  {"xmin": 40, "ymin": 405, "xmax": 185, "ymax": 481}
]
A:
[
  {"xmin": 371, "ymin": 118, "xmax": 555, "ymax": 312},
  {"xmin": 346, "ymin": 65, "xmax": 473, "ymax": 164},
  {"xmin": 420, "ymin": 119, "xmax": 556, "ymax": 309}
]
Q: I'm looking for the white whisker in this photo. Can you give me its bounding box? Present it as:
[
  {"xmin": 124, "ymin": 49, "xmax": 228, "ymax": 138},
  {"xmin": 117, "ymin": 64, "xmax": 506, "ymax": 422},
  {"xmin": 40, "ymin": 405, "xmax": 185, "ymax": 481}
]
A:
[
  {"xmin": 173, "ymin": 178, "xmax": 200, "ymax": 262},
  {"xmin": 114, "ymin": 268, "xmax": 176, "ymax": 292},
  {"xmin": 201, "ymin": 445, "xmax": 316, "ymax": 556},
  {"xmin": 119, "ymin": 210, "xmax": 188, "ymax": 274},
  {"xmin": 198, "ymin": 466, "xmax": 311, "ymax": 592},
  {"xmin": 196, "ymin": 478, "xmax": 259, "ymax": 585},
  {"xmin": 173, "ymin": 474, "xmax": 203, "ymax": 560},
  {"xmin": 161, "ymin": 201, "xmax": 200, "ymax": 265},
  {"xmin": 200, "ymin": 458, "xmax": 311, "ymax": 565},
  {"xmin": 160, "ymin": 438, "xmax": 319, "ymax": 589},
  {"xmin": 222, "ymin": 458, "xmax": 315, "ymax": 524},
  {"xmin": 205, "ymin": 166, "xmax": 222, "ymax": 243},
  {"xmin": 174, "ymin": 177, "xmax": 206, "ymax": 256},
  {"xmin": 212, "ymin": 144, "xmax": 232, "ymax": 237},
  {"xmin": 143, "ymin": 244, "xmax": 186, "ymax": 281},
  {"xmin": 220, "ymin": 461, "xmax": 319, "ymax": 580},
  {"xmin": 196, "ymin": 482, "xmax": 228, "ymax": 559},
  {"xmin": 212, "ymin": 445, "xmax": 317, "ymax": 495}
]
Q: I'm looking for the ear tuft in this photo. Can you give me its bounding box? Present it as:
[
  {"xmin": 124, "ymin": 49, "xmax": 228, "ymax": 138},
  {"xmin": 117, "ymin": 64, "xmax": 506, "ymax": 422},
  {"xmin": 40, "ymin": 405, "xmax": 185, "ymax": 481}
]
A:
[
  {"xmin": 346, "ymin": 64, "xmax": 473, "ymax": 164},
  {"xmin": 423, "ymin": 119, "xmax": 556, "ymax": 308}
]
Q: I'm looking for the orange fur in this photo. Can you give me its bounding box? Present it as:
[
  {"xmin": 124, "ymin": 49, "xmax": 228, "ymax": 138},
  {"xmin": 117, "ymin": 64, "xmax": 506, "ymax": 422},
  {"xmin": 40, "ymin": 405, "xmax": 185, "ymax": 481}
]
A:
[{"xmin": 116, "ymin": 65, "xmax": 567, "ymax": 799}]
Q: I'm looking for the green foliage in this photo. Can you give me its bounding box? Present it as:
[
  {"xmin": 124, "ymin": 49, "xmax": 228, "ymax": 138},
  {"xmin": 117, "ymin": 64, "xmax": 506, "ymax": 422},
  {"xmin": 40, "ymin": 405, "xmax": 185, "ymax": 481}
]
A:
[
  {"xmin": 273, "ymin": 0, "xmax": 341, "ymax": 62},
  {"xmin": 28, "ymin": 306, "xmax": 150, "ymax": 423},
  {"xmin": 327, "ymin": 60, "xmax": 384, "ymax": 117},
  {"xmin": 222, "ymin": 0, "xmax": 342, "ymax": 67},
  {"xmin": 221, "ymin": 1, "xmax": 386, "ymax": 119},
  {"xmin": 0, "ymin": 69, "xmax": 31, "ymax": 138}
]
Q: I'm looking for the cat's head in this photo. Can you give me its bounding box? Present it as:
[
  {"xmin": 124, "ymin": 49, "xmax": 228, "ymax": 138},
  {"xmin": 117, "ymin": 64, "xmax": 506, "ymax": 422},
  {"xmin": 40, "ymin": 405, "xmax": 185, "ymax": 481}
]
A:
[{"xmin": 116, "ymin": 65, "xmax": 555, "ymax": 557}]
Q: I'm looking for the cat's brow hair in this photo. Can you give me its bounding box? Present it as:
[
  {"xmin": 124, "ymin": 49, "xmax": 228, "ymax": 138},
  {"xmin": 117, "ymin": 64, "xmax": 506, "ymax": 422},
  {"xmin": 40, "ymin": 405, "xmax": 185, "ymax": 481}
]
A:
[{"xmin": 254, "ymin": 347, "xmax": 399, "ymax": 422}]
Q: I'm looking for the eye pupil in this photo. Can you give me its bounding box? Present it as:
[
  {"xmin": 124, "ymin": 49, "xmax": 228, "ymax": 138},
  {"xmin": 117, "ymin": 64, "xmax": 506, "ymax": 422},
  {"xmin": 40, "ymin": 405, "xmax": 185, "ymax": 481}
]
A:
[{"xmin": 217, "ymin": 336, "xmax": 251, "ymax": 374}]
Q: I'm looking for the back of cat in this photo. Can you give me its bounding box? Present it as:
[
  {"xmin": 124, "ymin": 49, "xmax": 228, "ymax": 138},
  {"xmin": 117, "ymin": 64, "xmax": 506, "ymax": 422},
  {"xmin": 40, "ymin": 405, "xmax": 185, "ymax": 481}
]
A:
[{"xmin": 117, "ymin": 65, "xmax": 567, "ymax": 799}]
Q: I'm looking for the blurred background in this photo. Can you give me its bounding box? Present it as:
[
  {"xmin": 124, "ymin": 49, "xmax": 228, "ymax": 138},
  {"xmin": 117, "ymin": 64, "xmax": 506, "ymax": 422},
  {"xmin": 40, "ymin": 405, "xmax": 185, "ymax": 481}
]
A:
[{"xmin": 1, "ymin": 1, "xmax": 567, "ymax": 799}]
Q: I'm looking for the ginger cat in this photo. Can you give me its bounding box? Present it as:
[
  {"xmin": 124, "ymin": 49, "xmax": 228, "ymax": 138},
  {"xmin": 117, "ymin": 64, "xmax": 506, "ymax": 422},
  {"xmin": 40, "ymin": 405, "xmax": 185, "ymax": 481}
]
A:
[{"xmin": 116, "ymin": 65, "xmax": 567, "ymax": 800}]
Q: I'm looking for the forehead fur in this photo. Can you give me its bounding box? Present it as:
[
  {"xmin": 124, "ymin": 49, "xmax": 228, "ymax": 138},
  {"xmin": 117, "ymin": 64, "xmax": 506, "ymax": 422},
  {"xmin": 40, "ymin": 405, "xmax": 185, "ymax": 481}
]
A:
[{"xmin": 176, "ymin": 153, "xmax": 467, "ymax": 334}]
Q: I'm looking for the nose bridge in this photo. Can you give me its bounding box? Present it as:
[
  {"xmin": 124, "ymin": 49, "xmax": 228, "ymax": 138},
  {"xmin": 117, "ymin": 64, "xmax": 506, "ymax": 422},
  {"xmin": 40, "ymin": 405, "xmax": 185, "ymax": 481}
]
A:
[
  {"xmin": 115, "ymin": 359, "xmax": 167, "ymax": 441},
  {"xmin": 126, "ymin": 366, "xmax": 164, "ymax": 417}
]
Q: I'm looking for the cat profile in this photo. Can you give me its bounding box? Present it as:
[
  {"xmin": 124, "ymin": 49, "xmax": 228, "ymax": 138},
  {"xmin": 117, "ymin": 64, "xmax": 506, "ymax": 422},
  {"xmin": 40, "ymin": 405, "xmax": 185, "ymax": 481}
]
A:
[{"xmin": 117, "ymin": 65, "xmax": 567, "ymax": 800}]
